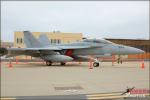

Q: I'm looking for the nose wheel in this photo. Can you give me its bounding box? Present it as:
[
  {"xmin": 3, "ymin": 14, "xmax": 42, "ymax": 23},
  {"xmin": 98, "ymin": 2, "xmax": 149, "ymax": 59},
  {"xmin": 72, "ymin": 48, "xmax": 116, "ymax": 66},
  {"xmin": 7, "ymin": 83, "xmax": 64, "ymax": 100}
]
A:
[
  {"xmin": 93, "ymin": 62, "xmax": 99, "ymax": 67},
  {"xmin": 46, "ymin": 61, "xmax": 52, "ymax": 66}
]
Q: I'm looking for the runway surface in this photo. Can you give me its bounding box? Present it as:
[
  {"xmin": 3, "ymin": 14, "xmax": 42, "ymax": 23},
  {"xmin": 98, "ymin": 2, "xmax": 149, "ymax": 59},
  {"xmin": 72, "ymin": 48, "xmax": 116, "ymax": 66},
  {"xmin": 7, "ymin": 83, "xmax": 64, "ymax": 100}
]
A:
[{"xmin": 1, "ymin": 61, "xmax": 149, "ymax": 99}]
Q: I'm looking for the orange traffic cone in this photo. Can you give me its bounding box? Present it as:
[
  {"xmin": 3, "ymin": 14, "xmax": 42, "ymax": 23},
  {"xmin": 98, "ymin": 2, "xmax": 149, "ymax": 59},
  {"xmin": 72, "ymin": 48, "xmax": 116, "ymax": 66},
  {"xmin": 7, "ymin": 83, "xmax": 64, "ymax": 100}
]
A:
[
  {"xmin": 79, "ymin": 61, "xmax": 81, "ymax": 64},
  {"xmin": 16, "ymin": 58, "xmax": 18, "ymax": 64},
  {"xmin": 8, "ymin": 62, "xmax": 13, "ymax": 68},
  {"xmin": 141, "ymin": 62, "xmax": 145, "ymax": 69}
]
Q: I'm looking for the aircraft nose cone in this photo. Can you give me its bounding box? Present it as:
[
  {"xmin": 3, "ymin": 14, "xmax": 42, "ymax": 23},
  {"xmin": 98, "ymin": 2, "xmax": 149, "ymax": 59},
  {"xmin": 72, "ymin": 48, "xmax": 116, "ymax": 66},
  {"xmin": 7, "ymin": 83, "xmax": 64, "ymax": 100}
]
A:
[
  {"xmin": 130, "ymin": 47, "xmax": 145, "ymax": 54},
  {"xmin": 116, "ymin": 45, "xmax": 145, "ymax": 55},
  {"xmin": 136, "ymin": 48, "xmax": 145, "ymax": 54}
]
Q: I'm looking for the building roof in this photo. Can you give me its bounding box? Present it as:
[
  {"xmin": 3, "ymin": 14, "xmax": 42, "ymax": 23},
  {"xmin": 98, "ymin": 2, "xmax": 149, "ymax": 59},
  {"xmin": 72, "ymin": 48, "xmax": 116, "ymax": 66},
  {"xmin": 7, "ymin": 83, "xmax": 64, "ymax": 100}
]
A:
[{"xmin": 105, "ymin": 38, "xmax": 150, "ymax": 41}]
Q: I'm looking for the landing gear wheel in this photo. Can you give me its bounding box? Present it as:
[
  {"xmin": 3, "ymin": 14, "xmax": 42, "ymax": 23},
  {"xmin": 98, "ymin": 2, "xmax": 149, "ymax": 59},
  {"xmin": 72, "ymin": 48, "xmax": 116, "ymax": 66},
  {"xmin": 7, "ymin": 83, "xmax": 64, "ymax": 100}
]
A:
[
  {"xmin": 60, "ymin": 62, "xmax": 66, "ymax": 66},
  {"xmin": 93, "ymin": 62, "xmax": 99, "ymax": 67},
  {"xmin": 46, "ymin": 61, "xmax": 52, "ymax": 66}
]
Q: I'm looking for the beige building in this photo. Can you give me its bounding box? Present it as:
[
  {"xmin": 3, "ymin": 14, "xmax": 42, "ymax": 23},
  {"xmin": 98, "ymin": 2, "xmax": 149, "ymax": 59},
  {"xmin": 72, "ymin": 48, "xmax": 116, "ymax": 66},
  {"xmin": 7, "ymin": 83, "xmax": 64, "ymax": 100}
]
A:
[{"xmin": 14, "ymin": 31, "xmax": 83, "ymax": 48}]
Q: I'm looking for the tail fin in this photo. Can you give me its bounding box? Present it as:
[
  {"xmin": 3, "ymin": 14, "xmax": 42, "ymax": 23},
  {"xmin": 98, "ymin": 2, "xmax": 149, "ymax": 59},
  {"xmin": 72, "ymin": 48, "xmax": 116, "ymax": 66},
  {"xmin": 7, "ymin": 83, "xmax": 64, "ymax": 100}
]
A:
[
  {"xmin": 23, "ymin": 31, "xmax": 43, "ymax": 48},
  {"xmin": 38, "ymin": 34, "xmax": 50, "ymax": 46}
]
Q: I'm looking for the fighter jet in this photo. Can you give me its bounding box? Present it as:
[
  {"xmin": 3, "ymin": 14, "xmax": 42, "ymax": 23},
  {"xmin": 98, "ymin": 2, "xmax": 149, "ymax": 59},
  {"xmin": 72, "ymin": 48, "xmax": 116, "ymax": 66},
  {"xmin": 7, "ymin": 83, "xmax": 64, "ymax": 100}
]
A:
[{"xmin": 4, "ymin": 31, "xmax": 144, "ymax": 67}]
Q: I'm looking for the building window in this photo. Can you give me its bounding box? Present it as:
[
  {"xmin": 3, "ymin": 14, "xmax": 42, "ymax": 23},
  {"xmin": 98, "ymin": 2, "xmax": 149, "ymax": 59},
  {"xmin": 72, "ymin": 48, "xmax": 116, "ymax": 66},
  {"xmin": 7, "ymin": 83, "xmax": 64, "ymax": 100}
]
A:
[
  {"xmin": 20, "ymin": 38, "xmax": 22, "ymax": 43},
  {"xmin": 58, "ymin": 39, "xmax": 61, "ymax": 44},
  {"xmin": 54, "ymin": 39, "xmax": 56, "ymax": 43},
  {"xmin": 17, "ymin": 38, "xmax": 19, "ymax": 44},
  {"xmin": 16, "ymin": 38, "xmax": 24, "ymax": 44},
  {"xmin": 51, "ymin": 39, "xmax": 61, "ymax": 44},
  {"xmin": 51, "ymin": 39, "xmax": 53, "ymax": 43}
]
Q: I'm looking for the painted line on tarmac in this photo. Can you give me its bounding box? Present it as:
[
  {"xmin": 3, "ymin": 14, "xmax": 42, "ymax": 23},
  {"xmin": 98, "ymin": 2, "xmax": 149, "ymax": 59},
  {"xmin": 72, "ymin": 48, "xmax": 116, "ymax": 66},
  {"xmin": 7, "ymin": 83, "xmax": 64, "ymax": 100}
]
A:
[
  {"xmin": 0, "ymin": 92, "xmax": 123, "ymax": 100},
  {"xmin": 87, "ymin": 95, "xmax": 125, "ymax": 100},
  {"xmin": 86, "ymin": 93, "xmax": 150, "ymax": 100},
  {"xmin": 86, "ymin": 92, "xmax": 122, "ymax": 97},
  {"xmin": 1, "ymin": 93, "xmax": 149, "ymax": 100},
  {"xmin": 86, "ymin": 92, "xmax": 124, "ymax": 100}
]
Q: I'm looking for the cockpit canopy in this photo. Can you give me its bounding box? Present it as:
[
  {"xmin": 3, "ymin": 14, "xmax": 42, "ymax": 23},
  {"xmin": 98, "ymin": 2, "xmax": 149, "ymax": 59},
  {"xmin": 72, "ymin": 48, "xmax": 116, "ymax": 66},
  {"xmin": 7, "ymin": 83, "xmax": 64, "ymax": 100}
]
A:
[{"xmin": 83, "ymin": 39, "xmax": 113, "ymax": 44}]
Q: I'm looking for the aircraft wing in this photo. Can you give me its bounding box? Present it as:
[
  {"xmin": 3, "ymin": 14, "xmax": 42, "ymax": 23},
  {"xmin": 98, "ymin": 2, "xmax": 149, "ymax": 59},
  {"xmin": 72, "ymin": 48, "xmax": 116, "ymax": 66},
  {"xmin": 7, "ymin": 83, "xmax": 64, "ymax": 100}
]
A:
[
  {"xmin": 5, "ymin": 45, "xmax": 94, "ymax": 57},
  {"xmin": 6, "ymin": 47, "xmax": 61, "ymax": 58},
  {"xmin": 8, "ymin": 47, "xmax": 62, "ymax": 51},
  {"xmin": 8, "ymin": 44, "xmax": 92, "ymax": 51}
]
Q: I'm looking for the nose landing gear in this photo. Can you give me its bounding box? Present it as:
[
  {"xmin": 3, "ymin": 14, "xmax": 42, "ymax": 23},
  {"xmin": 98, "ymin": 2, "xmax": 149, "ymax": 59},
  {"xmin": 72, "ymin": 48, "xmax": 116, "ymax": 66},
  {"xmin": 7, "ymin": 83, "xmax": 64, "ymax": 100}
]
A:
[
  {"xmin": 93, "ymin": 58, "xmax": 100, "ymax": 67},
  {"xmin": 93, "ymin": 62, "xmax": 99, "ymax": 67}
]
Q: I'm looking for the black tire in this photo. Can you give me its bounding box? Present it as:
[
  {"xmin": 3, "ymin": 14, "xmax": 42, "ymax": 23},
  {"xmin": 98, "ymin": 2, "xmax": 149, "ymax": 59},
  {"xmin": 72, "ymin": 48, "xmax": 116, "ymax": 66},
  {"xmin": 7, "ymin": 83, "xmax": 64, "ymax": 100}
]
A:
[
  {"xmin": 60, "ymin": 62, "xmax": 66, "ymax": 66},
  {"xmin": 93, "ymin": 62, "xmax": 99, "ymax": 67},
  {"xmin": 46, "ymin": 61, "xmax": 52, "ymax": 66}
]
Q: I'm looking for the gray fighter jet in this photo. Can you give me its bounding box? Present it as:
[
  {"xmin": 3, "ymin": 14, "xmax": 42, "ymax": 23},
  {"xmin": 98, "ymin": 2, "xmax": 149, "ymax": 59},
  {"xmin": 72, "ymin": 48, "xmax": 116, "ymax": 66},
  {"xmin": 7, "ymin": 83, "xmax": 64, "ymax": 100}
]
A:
[{"xmin": 5, "ymin": 31, "xmax": 144, "ymax": 67}]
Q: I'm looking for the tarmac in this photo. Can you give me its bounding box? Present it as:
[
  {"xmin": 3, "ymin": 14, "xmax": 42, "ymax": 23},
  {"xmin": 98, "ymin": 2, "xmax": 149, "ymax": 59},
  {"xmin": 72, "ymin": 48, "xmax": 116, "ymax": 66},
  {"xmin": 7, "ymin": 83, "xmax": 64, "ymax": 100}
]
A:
[{"xmin": 0, "ymin": 61, "xmax": 149, "ymax": 99}]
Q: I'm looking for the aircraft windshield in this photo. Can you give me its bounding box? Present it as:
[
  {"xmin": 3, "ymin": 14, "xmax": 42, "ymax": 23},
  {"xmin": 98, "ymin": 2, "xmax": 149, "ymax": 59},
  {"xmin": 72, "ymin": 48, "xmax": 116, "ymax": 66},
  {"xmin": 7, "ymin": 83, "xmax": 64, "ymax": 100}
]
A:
[{"xmin": 83, "ymin": 39, "xmax": 113, "ymax": 44}]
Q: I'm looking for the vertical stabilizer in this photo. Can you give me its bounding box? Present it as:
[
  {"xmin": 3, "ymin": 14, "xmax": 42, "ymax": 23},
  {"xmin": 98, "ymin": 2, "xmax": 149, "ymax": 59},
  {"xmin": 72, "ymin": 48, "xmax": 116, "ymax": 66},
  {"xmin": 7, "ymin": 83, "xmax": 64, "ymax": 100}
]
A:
[
  {"xmin": 38, "ymin": 34, "xmax": 50, "ymax": 46},
  {"xmin": 23, "ymin": 31, "xmax": 43, "ymax": 48}
]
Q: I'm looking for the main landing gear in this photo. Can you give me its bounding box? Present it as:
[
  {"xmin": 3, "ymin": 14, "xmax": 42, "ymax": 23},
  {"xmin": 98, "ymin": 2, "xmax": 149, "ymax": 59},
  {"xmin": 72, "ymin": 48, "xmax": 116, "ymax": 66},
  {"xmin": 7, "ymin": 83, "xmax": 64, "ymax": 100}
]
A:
[
  {"xmin": 60, "ymin": 62, "xmax": 66, "ymax": 66},
  {"xmin": 46, "ymin": 61, "xmax": 52, "ymax": 66},
  {"xmin": 45, "ymin": 61, "xmax": 66, "ymax": 66}
]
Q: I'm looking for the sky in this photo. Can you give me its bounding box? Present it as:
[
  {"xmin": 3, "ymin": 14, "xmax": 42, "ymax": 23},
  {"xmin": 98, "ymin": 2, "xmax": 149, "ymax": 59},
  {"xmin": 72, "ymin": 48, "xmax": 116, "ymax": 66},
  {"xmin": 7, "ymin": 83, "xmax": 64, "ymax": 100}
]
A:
[{"xmin": 1, "ymin": 1, "xmax": 149, "ymax": 42}]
